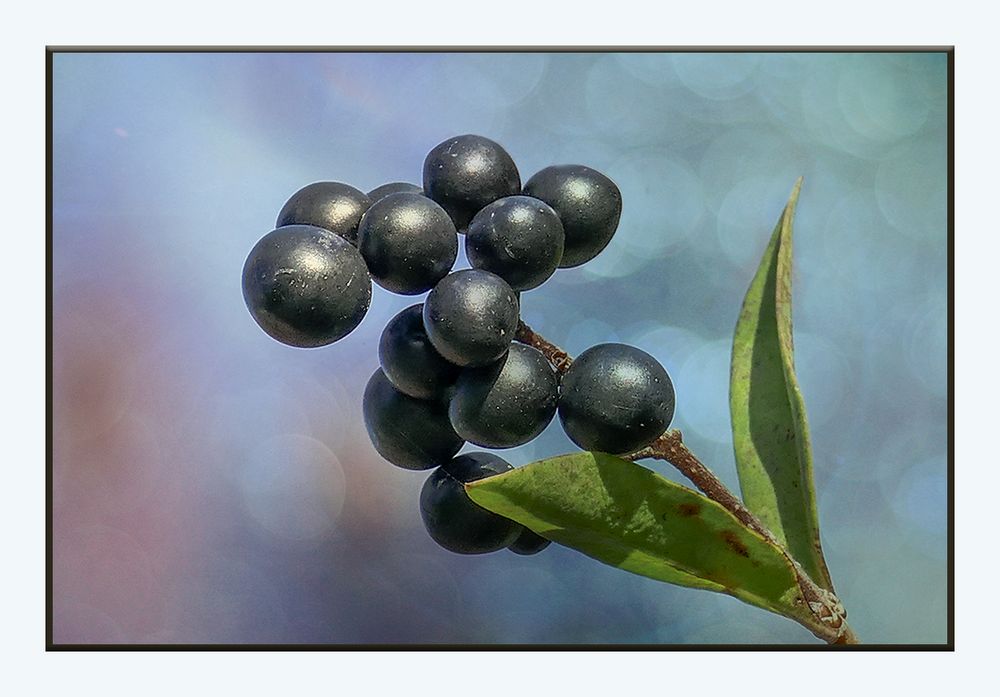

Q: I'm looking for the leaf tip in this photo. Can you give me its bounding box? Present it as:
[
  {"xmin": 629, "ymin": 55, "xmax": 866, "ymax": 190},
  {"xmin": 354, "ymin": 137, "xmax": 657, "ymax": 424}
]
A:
[{"xmin": 789, "ymin": 177, "xmax": 803, "ymax": 206}]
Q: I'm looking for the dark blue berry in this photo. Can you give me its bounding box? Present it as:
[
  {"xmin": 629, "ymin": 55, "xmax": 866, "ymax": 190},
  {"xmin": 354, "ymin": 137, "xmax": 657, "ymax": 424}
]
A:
[
  {"xmin": 379, "ymin": 304, "xmax": 461, "ymax": 400},
  {"xmin": 423, "ymin": 135, "xmax": 521, "ymax": 231},
  {"xmin": 466, "ymin": 195, "xmax": 565, "ymax": 291},
  {"xmin": 420, "ymin": 453, "xmax": 522, "ymax": 554},
  {"xmin": 449, "ymin": 343, "xmax": 558, "ymax": 448},
  {"xmin": 558, "ymin": 343, "xmax": 675, "ymax": 454},
  {"xmin": 367, "ymin": 182, "xmax": 423, "ymax": 203},
  {"xmin": 242, "ymin": 225, "xmax": 371, "ymax": 348},
  {"xmin": 508, "ymin": 528, "xmax": 551, "ymax": 555},
  {"xmin": 522, "ymin": 165, "xmax": 622, "ymax": 268},
  {"xmin": 357, "ymin": 193, "xmax": 458, "ymax": 295},
  {"xmin": 363, "ymin": 369, "xmax": 464, "ymax": 470},
  {"xmin": 423, "ymin": 269, "xmax": 519, "ymax": 367},
  {"xmin": 276, "ymin": 182, "xmax": 371, "ymax": 245}
]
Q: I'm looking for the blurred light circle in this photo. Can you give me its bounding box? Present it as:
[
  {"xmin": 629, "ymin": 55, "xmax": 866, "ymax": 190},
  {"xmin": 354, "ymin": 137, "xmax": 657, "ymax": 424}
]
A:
[
  {"xmin": 876, "ymin": 140, "xmax": 947, "ymax": 242},
  {"xmin": 585, "ymin": 57, "xmax": 704, "ymax": 145},
  {"xmin": 215, "ymin": 377, "xmax": 315, "ymax": 452},
  {"xmin": 758, "ymin": 53, "xmax": 813, "ymax": 80},
  {"xmin": 564, "ymin": 318, "xmax": 620, "ymax": 355},
  {"xmin": 614, "ymin": 53, "xmax": 683, "ymax": 87},
  {"xmin": 698, "ymin": 128, "xmax": 804, "ymax": 210},
  {"xmin": 903, "ymin": 296, "xmax": 948, "ymax": 399},
  {"xmin": 577, "ymin": 231, "xmax": 647, "ymax": 280},
  {"xmin": 819, "ymin": 191, "xmax": 885, "ymax": 291},
  {"xmin": 671, "ymin": 53, "xmax": 761, "ymax": 100},
  {"xmin": 800, "ymin": 58, "xmax": 889, "ymax": 159},
  {"xmin": 837, "ymin": 56, "xmax": 930, "ymax": 142},
  {"xmin": 716, "ymin": 176, "xmax": 801, "ymax": 270},
  {"xmin": 517, "ymin": 288, "xmax": 564, "ymax": 326},
  {"xmin": 584, "ymin": 58, "xmax": 663, "ymax": 138},
  {"xmin": 628, "ymin": 324, "xmax": 703, "ymax": 380},
  {"xmin": 53, "ymin": 306, "xmax": 139, "ymax": 442},
  {"xmin": 904, "ymin": 53, "xmax": 948, "ymax": 101},
  {"xmin": 240, "ymin": 434, "xmax": 346, "ymax": 541},
  {"xmin": 791, "ymin": 332, "xmax": 851, "ymax": 429},
  {"xmin": 887, "ymin": 457, "xmax": 947, "ymax": 541},
  {"xmin": 282, "ymin": 370, "xmax": 352, "ymax": 450},
  {"xmin": 675, "ymin": 338, "xmax": 732, "ymax": 444},
  {"xmin": 610, "ymin": 150, "xmax": 705, "ymax": 258},
  {"xmin": 442, "ymin": 54, "xmax": 547, "ymax": 111},
  {"xmin": 75, "ymin": 413, "xmax": 164, "ymax": 510}
]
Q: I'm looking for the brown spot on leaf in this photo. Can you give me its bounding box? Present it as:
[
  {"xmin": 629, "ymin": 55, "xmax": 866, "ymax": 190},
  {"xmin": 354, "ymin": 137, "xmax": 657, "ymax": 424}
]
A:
[
  {"xmin": 677, "ymin": 503, "xmax": 701, "ymax": 517},
  {"xmin": 720, "ymin": 531, "xmax": 750, "ymax": 558}
]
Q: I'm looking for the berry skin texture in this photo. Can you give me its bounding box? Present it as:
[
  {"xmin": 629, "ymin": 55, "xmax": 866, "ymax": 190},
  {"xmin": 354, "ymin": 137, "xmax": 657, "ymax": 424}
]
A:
[
  {"xmin": 379, "ymin": 304, "xmax": 461, "ymax": 400},
  {"xmin": 242, "ymin": 225, "xmax": 372, "ymax": 348},
  {"xmin": 357, "ymin": 193, "xmax": 458, "ymax": 295},
  {"xmin": 420, "ymin": 453, "xmax": 523, "ymax": 554},
  {"xmin": 465, "ymin": 195, "xmax": 565, "ymax": 291},
  {"xmin": 449, "ymin": 343, "xmax": 559, "ymax": 448},
  {"xmin": 276, "ymin": 182, "xmax": 372, "ymax": 245},
  {"xmin": 367, "ymin": 182, "xmax": 423, "ymax": 202},
  {"xmin": 558, "ymin": 343, "xmax": 675, "ymax": 455},
  {"xmin": 522, "ymin": 165, "xmax": 622, "ymax": 268},
  {"xmin": 423, "ymin": 135, "xmax": 521, "ymax": 231},
  {"xmin": 508, "ymin": 528, "xmax": 551, "ymax": 555},
  {"xmin": 423, "ymin": 269, "xmax": 519, "ymax": 367},
  {"xmin": 362, "ymin": 369, "xmax": 465, "ymax": 470}
]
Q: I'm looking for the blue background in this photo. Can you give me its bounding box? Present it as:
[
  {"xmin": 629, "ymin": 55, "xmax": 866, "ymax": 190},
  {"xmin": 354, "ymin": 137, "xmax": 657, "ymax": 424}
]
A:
[{"xmin": 51, "ymin": 52, "xmax": 948, "ymax": 644}]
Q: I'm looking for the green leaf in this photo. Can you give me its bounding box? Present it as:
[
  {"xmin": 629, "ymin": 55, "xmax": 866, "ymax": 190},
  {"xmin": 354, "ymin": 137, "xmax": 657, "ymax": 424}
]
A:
[
  {"xmin": 729, "ymin": 179, "xmax": 834, "ymax": 591},
  {"xmin": 466, "ymin": 452, "xmax": 812, "ymax": 621}
]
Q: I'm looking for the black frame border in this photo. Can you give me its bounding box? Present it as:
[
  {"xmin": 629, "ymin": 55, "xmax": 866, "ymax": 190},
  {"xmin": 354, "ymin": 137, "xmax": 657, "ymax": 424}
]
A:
[{"xmin": 45, "ymin": 45, "xmax": 955, "ymax": 652}]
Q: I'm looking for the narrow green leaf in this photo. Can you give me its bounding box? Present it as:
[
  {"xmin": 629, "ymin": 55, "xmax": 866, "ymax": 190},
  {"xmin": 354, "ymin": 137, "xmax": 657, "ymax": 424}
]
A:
[
  {"xmin": 729, "ymin": 179, "xmax": 834, "ymax": 590},
  {"xmin": 467, "ymin": 452, "xmax": 811, "ymax": 621}
]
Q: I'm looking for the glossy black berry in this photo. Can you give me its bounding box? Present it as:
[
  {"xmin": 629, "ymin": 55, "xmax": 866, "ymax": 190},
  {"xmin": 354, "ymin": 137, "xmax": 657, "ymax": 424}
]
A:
[
  {"xmin": 449, "ymin": 343, "xmax": 558, "ymax": 448},
  {"xmin": 362, "ymin": 369, "xmax": 464, "ymax": 470},
  {"xmin": 367, "ymin": 182, "xmax": 423, "ymax": 203},
  {"xmin": 423, "ymin": 135, "xmax": 521, "ymax": 231},
  {"xmin": 242, "ymin": 225, "xmax": 372, "ymax": 348},
  {"xmin": 558, "ymin": 343, "xmax": 675, "ymax": 455},
  {"xmin": 465, "ymin": 196, "xmax": 565, "ymax": 291},
  {"xmin": 522, "ymin": 165, "xmax": 622, "ymax": 268},
  {"xmin": 423, "ymin": 269, "xmax": 519, "ymax": 367},
  {"xmin": 379, "ymin": 304, "xmax": 461, "ymax": 400},
  {"xmin": 419, "ymin": 453, "xmax": 522, "ymax": 554},
  {"xmin": 357, "ymin": 193, "xmax": 458, "ymax": 295},
  {"xmin": 276, "ymin": 182, "xmax": 371, "ymax": 245},
  {"xmin": 508, "ymin": 528, "xmax": 551, "ymax": 556}
]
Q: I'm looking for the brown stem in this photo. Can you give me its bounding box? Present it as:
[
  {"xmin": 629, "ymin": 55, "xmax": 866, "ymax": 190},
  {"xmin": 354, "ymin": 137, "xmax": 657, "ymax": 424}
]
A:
[
  {"xmin": 515, "ymin": 321, "xmax": 574, "ymax": 373},
  {"xmin": 514, "ymin": 320, "xmax": 859, "ymax": 645}
]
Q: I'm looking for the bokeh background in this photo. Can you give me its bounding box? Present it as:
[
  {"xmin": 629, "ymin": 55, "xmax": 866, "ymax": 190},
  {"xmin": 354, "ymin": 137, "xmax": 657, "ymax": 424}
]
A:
[{"xmin": 51, "ymin": 51, "xmax": 948, "ymax": 644}]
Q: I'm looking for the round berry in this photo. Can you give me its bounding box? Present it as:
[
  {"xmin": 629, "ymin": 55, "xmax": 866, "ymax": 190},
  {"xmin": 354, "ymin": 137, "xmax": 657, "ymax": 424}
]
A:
[
  {"xmin": 465, "ymin": 196, "xmax": 565, "ymax": 291},
  {"xmin": 449, "ymin": 343, "xmax": 558, "ymax": 448},
  {"xmin": 379, "ymin": 304, "xmax": 461, "ymax": 400},
  {"xmin": 276, "ymin": 182, "xmax": 371, "ymax": 245},
  {"xmin": 357, "ymin": 193, "xmax": 458, "ymax": 295},
  {"xmin": 522, "ymin": 165, "xmax": 622, "ymax": 268},
  {"xmin": 423, "ymin": 269, "xmax": 519, "ymax": 367},
  {"xmin": 363, "ymin": 369, "xmax": 464, "ymax": 470},
  {"xmin": 558, "ymin": 343, "xmax": 675, "ymax": 455},
  {"xmin": 508, "ymin": 528, "xmax": 551, "ymax": 556},
  {"xmin": 242, "ymin": 225, "xmax": 371, "ymax": 348},
  {"xmin": 423, "ymin": 135, "xmax": 521, "ymax": 231},
  {"xmin": 420, "ymin": 452, "xmax": 522, "ymax": 554},
  {"xmin": 367, "ymin": 182, "xmax": 423, "ymax": 203}
]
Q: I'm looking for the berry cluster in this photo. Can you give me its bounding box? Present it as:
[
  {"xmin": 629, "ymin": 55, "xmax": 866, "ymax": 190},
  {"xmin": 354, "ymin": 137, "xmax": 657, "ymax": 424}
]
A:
[{"xmin": 242, "ymin": 134, "xmax": 676, "ymax": 556}]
